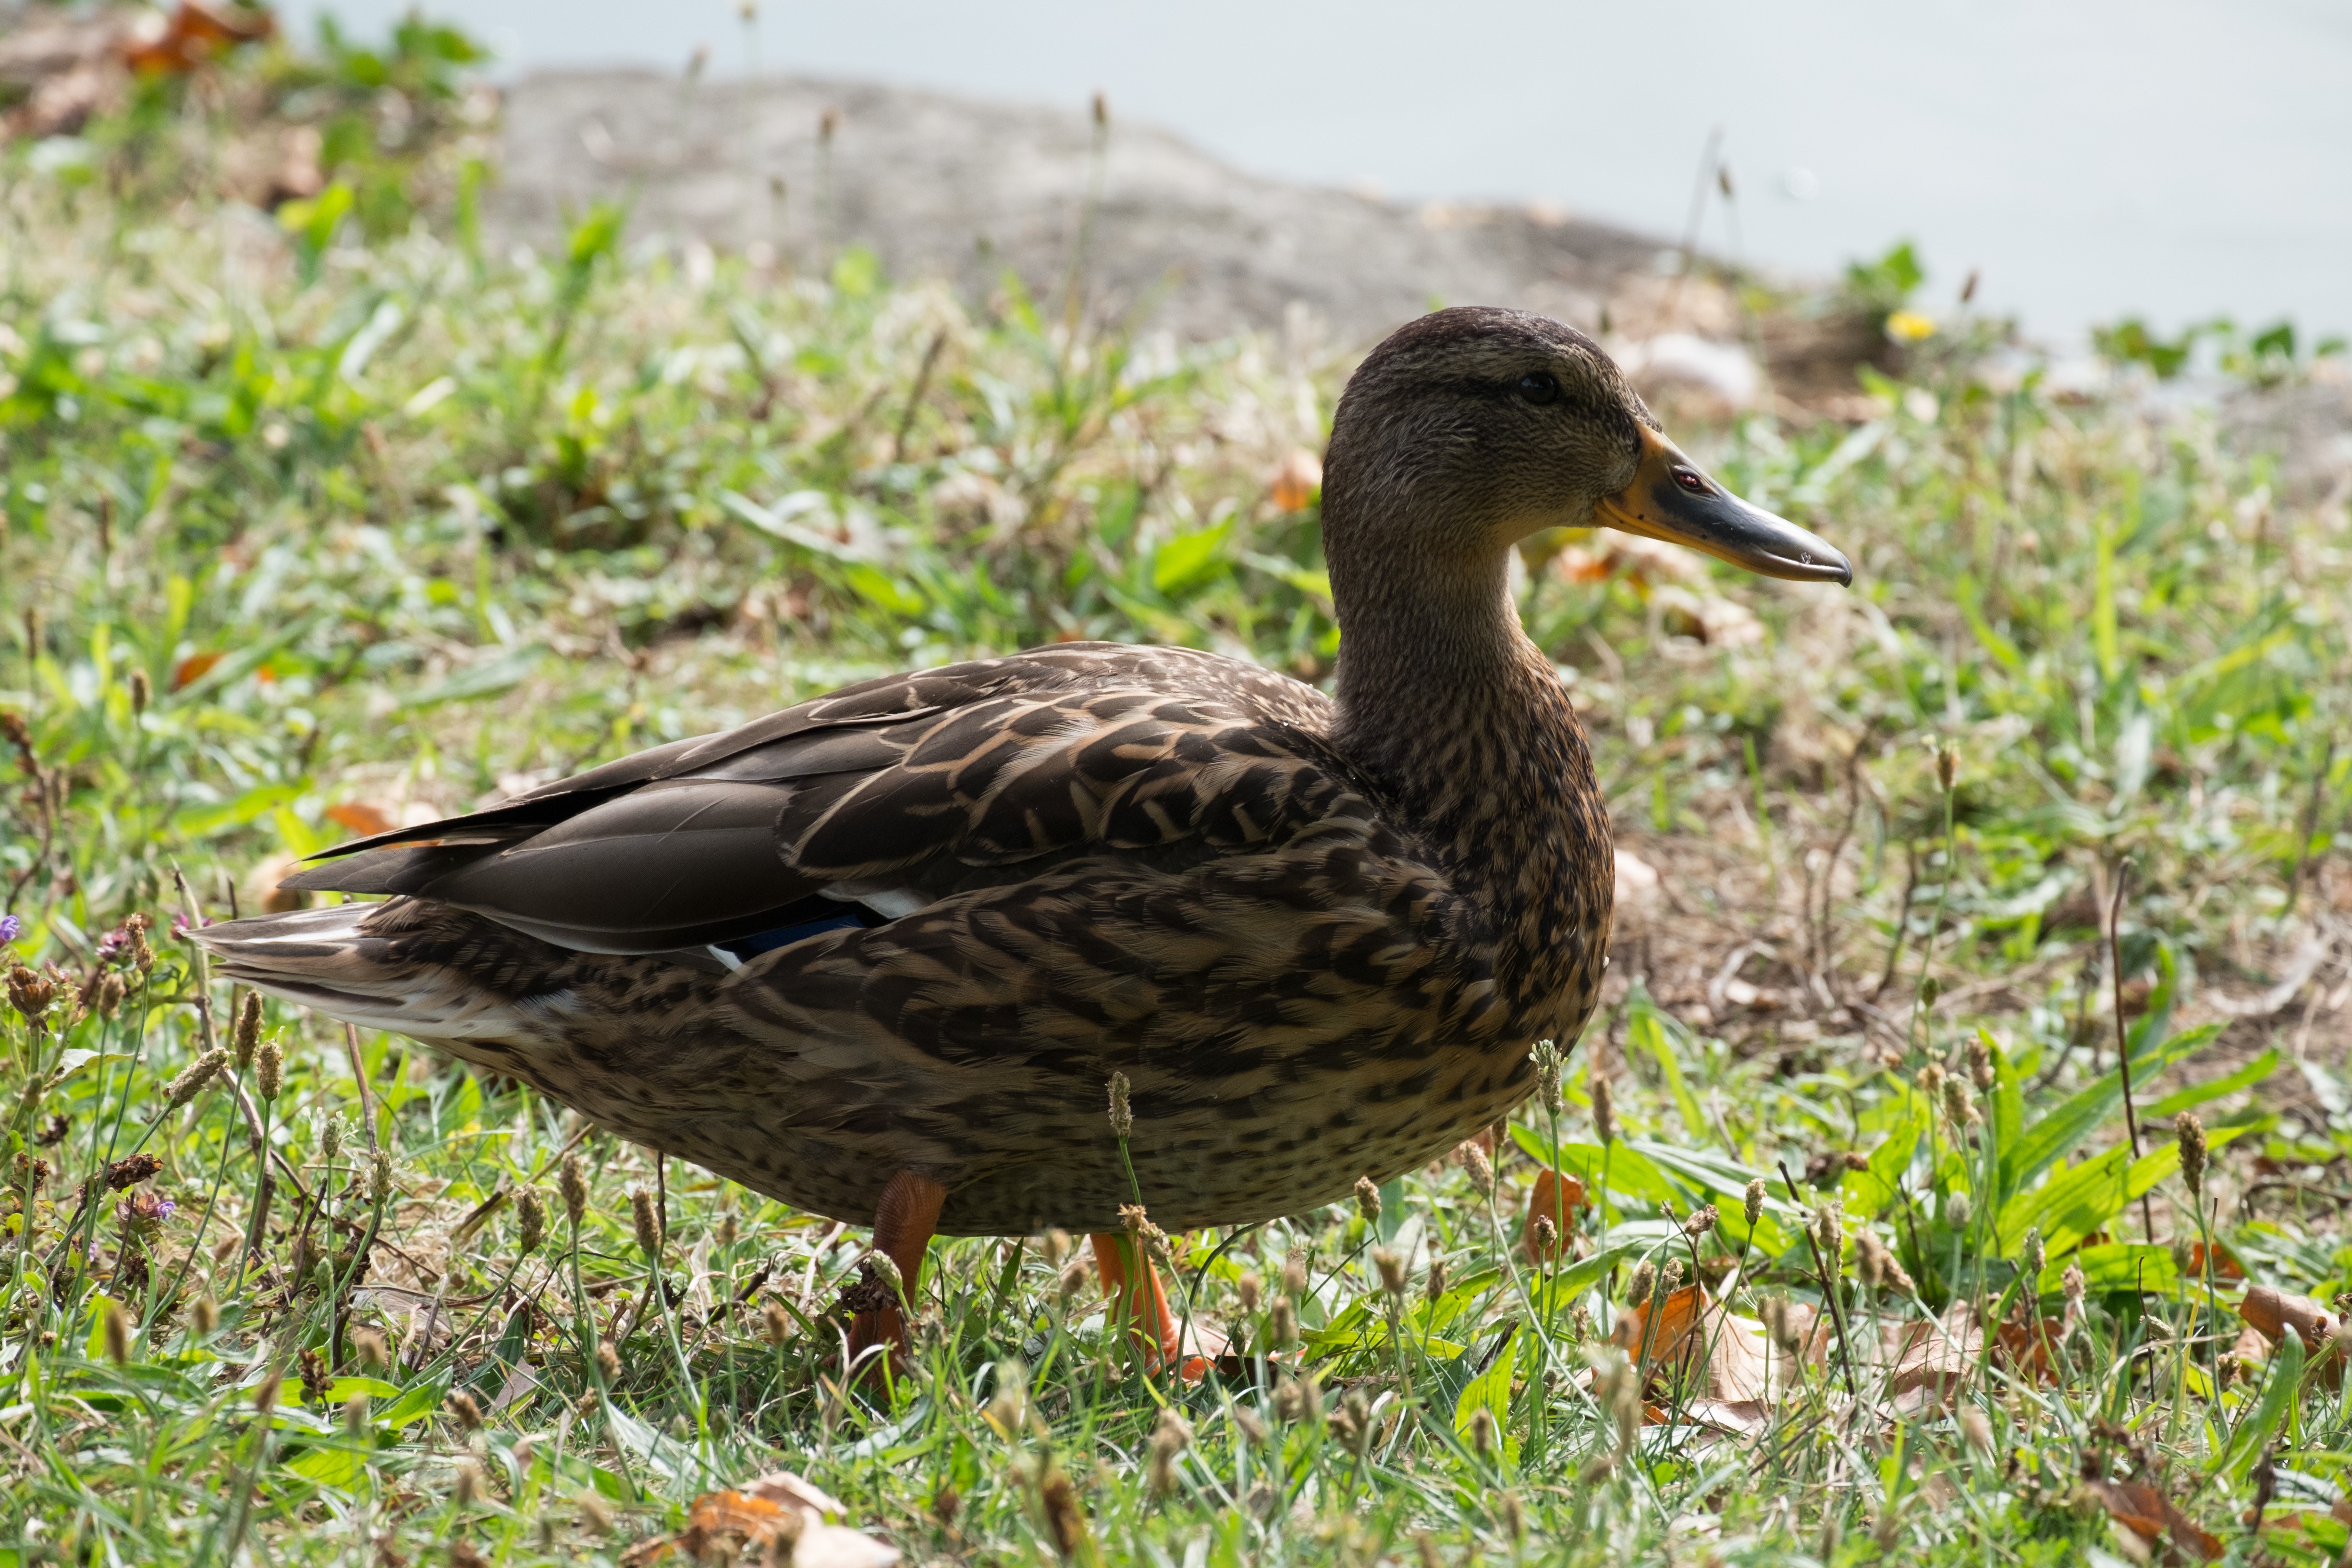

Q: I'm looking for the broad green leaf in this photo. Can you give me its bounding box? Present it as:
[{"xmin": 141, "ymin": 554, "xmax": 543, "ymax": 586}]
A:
[
  {"xmin": 2035, "ymin": 1242, "xmax": 2177, "ymax": 1299},
  {"xmin": 2147, "ymin": 1050, "xmax": 2278, "ymax": 1119},
  {"xmin": 1999, "ymin": 1120, "xmax": 2251, "ymax": 1255},
  {"xmin": 401, "ymin": 644, "xmax": 545, "ymax": 708},
  {"xmin": 171, "ymin": 782, "xmax": 303, "ymax": 842},
  {"xmin": 1627, "ymin": 993, "xmax": 1709, "ymax": 1142},
  {"xmin": 1151, "ymin": 521, "xmax": 1235, "ymax": 597},
  {"xmin": 1543, "ymin": 1241, "xmax": 1643, "ymax": 1304},
  {"xmin": 1511, "ymin": 1132, "xmax": 1682, "ymax": 1210},
  {"xmin": 841, "ymin": 564, "xmax": 926, "ymax": 617},
  {"xmin": 1454, "ymin": 1326, "xmax": 1520, "ymax": 1466},
  {"xmin": 1410, "ymin": 1268, "xmax": 1503, "ymax": 1341},
  {"xmin": 83, "ymin": 1295, "xmax": 124, "ymax": 1361},
  {"xmin": 1956, "ymin": 574, "xmax": 2023, "ymax": 671},
  {"xmin": 285, "ymin": 1441, "xmax": 368, "ymax": 1489},
  {"xmin": 1627, "ymin": 1142, "xmax": 1794, "ymax": 1254},
  {"xmin": 1987, "ymin": 1029, "xmax": 2024, "ymax": 1154},
  {"xmin": 298, "ymin": 1376, "xmax": 399, "ymax": 1407},
  {"xmin": 1997, "ymin": 1024, "xmax": 2217, "ymax": 1203},
  {"xmin": 372, "ymin": 1379, "xmax": 444, "ymax": 1430},
  {"xmin": 1844, "ymin": 1095, "xmax": 1926, "ymax": 1220},
  {"xmin": 2222, "ymin": 1328, "xmax": 2301, "ymax": 1482}
]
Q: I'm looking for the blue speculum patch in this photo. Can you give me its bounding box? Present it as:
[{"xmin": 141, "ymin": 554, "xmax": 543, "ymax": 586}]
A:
[{"xmin": 715, "ymin": 900, "xmax": 894, "ymax": 962}]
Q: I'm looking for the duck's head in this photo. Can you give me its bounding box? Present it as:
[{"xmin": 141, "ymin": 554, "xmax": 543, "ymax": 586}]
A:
[{"xmin": 1323, "ymin": 306, "xmax": 1851, "ymax": 588}]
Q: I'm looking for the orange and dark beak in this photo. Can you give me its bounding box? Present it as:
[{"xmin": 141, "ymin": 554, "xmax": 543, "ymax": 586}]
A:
[{"xmin": 1594, "ymin": 424, "xmax": 1852, "ymax": 585}]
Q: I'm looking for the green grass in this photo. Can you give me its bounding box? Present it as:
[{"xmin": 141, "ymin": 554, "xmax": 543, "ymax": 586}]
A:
[{"xmin": 5, "ymin": 21, "xmax": 2352, "ymax": 1567}]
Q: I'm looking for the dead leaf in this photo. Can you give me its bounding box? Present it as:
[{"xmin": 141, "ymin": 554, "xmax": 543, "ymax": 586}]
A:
[
  {"xmin": 1613, "ymin": 1282, "xmax": 1707, "ymax": 1375},
  {"xmin": 1654, "ymin": 586, "xmax": 1765, "ymax": 648},
  {"xmin": 1611, "ymin": 1278, "xmax": 1789, "ymax": 1412},
  {"xmin": 171, "ymin": 649, "xmax": 224, "ymax": 690},
  {"xmin": 1673, "ymin": 1396, "xmax": 1770, "ymax": 1436},
  {"xmin": 2238, "ymin": 1284, "xmax": 2332, "ymax": 1352},
  {"xmin": 2082, "ymin": 1478, "xmax": 2223, "ymax": 1563},
  {"xmin": 121, "ymin": 2, "xmax": 273, "ymax": 77},
  {"xmin": 1991, "ymin": 1311, "xmax": 2070, "ymax": 1385},
  {"xmin": 2180, "ymin": 1240, "xmax": 2245, "ymax": 1282},
  {"xmin": 621, "ymin": 1469, "xmax": 897, "ymax": 1568},
  {"xmin": 1551, "ymin": 531, "xmax": 1703, "ymax": 591},
  {"xmin": 1886, "ymin": 1301, "xmax": 1984, "ymax": 1414},
  {"xmin": 1521, "ymin": 1170, "xmax": 1585, "ymax": 1262},
  {"xmin": 244, "ymin": 851, "xmax": 309, "ymax": 915},
  {"xmin": 326, "ymin": 800, "xmax": 397, "ymax": 837},
  {"xmin": 1267, "ymin": 449, "xmax": 1323, "ymax": 513}
]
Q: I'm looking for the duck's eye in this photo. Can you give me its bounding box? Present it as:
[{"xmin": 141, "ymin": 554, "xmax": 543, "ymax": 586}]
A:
[
  {"xmin": 1519, "ymin": 371, "xmax": 1560, "ymax": 405},
  {"xmin": 1671, "ymin": 467, "xmax": 1710, "ymax": 495}
]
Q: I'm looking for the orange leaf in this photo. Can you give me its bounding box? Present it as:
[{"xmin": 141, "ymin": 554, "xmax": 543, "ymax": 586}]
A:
[
  {"xmin": 1612, "ymin": 1283, "xmax": 1707, "ymax": 1372},
  {"xmin": 2182, "ymin": 1240, "xmax": 2245, "ymax": 1281},
  {"xmin": 2083, "ymin": 1479, "xmax": 2222, "ymax": 1562},
  {"xmin": 123, "ymin": 1, "xmax": 273, "ymax": 76},
  {"xmin": 1991, "ymin": 1313, "xmax": 2070, "ymax": 1385},
  {"xmin": 171, "ymin": 650, "xmax": 224, "ymax": 690},
  {"xmin": 1521, "ymin": 1170, "xmax": 1584, "ymax": 1262},
  {"xmin": 1266, "ymin": 450, "xmax": 1323, "ymax": 513},
  {"xmin": 326, "ymin": 801, "xmax": 396, "ymax": 837}
]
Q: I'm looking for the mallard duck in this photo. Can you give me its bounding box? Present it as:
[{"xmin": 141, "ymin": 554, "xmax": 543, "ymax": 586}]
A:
[{"xmin": 198, "ymin": 306, "xmax": 1848, "ymax": 1366}]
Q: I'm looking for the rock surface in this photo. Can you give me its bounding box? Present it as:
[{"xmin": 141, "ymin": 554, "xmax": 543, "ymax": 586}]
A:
[{"xmin": 491, "ymin": 69, "xmax": 1690, "ymax": 348}]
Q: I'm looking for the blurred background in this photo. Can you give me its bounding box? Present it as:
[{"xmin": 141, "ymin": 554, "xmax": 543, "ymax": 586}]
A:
[{"xmin": 266, "ymin": 0, "xmax": 2352, "ymax": 343}]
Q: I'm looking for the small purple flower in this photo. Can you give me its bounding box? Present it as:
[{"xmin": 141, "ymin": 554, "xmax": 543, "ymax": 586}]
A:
[
  {"xmin": 96, "ymin": 925, "xmax": 127, "ymax": 961},
  {"xmin": 0, "ymin": 913, "xmax": 20, "ymax": 944}
]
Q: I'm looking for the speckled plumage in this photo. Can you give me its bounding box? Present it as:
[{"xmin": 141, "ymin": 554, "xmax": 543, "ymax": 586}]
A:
[{"xmin": 198, "ymin": 306, "xmax": 1838, "ymax": 1241}]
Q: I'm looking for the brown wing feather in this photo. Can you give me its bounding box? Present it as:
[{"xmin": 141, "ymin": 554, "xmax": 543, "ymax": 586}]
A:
[{"xmin": 285, "ymin": 644, "xmax": 1353, "ymax": 956}]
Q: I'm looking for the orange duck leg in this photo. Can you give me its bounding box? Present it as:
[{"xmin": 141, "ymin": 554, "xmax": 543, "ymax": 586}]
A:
[
  {"xmin": 846, "ymin": 1171, "xmax": 948, "ymax": 1377},
  {"xmin": 1089, "ymin": 1231, "xmax": 1226, "ymax": 1381}
]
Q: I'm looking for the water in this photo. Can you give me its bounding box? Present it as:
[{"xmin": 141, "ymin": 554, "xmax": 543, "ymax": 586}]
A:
[{"xmin": 287, "ymin": 0, "xmax": 2351, "ymax": 341}]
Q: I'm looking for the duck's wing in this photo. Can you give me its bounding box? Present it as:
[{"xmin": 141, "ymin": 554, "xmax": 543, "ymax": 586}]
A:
[{"xmin": 282, "ymin": 643, "xmax": 1356, "ymax": 959}]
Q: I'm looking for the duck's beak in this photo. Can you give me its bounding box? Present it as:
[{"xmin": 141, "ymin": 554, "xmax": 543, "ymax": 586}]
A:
[{"xmin": 1593, "ymin": 424, "xmax": 1852, "ymax": 585}]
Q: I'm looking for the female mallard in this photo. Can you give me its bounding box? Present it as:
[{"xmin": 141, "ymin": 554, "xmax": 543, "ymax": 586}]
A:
[{"xmin": 199, "ymin": 307, "xmax": 1847, "ymax": 1364}]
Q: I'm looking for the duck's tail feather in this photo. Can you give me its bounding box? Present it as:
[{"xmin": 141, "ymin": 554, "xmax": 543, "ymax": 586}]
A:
[{"xmin": 193, "ymin": 904, "xmax": 529, "ymax": 1043}]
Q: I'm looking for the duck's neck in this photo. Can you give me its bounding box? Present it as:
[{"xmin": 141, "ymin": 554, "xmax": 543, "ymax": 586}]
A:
[
  {"xmin": 1327, "ymin": 537, "xmax": 1609, "ymax": 1020},
  {"xmin": 1329, "ymin": 543, "xmax": 1576, "ymax": 824}
]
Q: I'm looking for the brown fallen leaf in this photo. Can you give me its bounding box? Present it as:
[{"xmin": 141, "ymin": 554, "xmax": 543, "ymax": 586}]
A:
[
  {"xmin": 325, "ymin": 800, "xmax": 397, "ymax": 837},
  {"xmin": 1613, "ymin": 1283, "xmax": 1707, "ymax": 1375},
  {"xmin": 244, "ymin": 851, "xmax": 309, "ymax": 915},
  {"xmin": 2238, "ymin": 1284, "xmax": 2344, "ymax": 1387},
  {"xmin": 171, "ymin": 649, "xmax": 225, "ymax": 690},
  {"xmin": 2180, "ymin": 1240, "xmax": 2245, "ymax": 1282},
  {"xmin": 2082, "ymin": 1478, "xmax": 2222, "ymax": 1563},
  {"xmin": 622, "ymin": 1469, "xmax": 897, "ymax": 1568},
  {"xmin": 1521, "ymin": 1170, "xmax": 1585, "ymax": 1263},
  {"xmin": 121, "ymin": 1, "xmax": 272, "ymax": 77},
  {"xmin": 1266, "ymin": 449, "xmax": 1323, "ymax": 513},
  {"xmin": 1611, "ymin": 1277, "xmax": 1789, "ymax": 1413},
  {"xmin": 1886, "ymin": 1301, "xmax": 1984, "ymax": 1414},
  {"xmin": 1991, "ymin": 1311, "xmax": 2071, "ymax": 1385},
  {"xmin": 2238, "ymin": 1284, "xmax": 2332, "ymax": 1351}
]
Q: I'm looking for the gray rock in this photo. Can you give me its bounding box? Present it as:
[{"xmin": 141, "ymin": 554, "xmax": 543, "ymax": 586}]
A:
[{"xmin": 490, "ymin": 69, "xmax": 1675, "ymax": 346}]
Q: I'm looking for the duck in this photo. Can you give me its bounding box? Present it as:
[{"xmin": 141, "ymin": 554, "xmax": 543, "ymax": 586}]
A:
[{"xmin": 197, "ymin": 306, "xmax": 1849, "ymax": 1369}]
